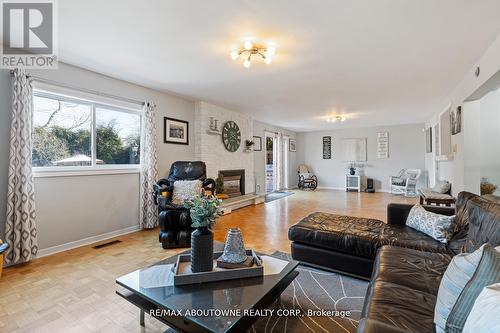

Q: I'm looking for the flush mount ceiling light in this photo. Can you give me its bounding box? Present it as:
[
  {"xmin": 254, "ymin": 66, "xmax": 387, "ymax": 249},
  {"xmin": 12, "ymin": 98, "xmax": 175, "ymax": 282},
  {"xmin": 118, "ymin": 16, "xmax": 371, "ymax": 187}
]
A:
[
  {"xmin": 327, "ymin": 116, "xmax": 346, "ymax": 123},
  {"xmin": 230, "ymin": 39, "xmax": 276, "ymax": 68}
]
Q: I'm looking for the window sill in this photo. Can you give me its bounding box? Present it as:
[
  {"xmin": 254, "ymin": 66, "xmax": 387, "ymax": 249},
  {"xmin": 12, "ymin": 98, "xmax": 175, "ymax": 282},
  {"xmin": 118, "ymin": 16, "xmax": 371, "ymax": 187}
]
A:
[{"xmin": 33, "ymin": 168, "xmax": 140, "ymax": 178}]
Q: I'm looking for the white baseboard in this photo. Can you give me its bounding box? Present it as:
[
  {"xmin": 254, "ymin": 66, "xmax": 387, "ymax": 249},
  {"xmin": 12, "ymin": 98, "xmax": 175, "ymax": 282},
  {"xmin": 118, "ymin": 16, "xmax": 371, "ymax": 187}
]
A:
[
  {"xmin": 36, "ymin": 224, "xmax": 141, "ymax": 258},
  {"xmin": 316, "ymin": 186, "xmax": 391, "ymax": 193}
]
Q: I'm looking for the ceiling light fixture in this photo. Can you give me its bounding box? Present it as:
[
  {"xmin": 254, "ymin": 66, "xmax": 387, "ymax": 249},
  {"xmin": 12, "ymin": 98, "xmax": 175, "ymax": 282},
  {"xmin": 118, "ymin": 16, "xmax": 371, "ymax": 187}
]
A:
[
  {"xmin": 327, "ymin": 116, "xmax": 346, "ymax": 123},
  {"xmin": 231, "ymin": 39, "xmax": 276, "ymax": 68}
]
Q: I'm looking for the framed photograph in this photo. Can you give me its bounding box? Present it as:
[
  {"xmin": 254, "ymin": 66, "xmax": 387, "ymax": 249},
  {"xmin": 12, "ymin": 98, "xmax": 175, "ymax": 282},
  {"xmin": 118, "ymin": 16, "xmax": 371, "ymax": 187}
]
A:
[
  {"xmin": 164, "ymin": 117, "xmax": 189, "ymax": 145},
  {"xmin": 377, "ymin": 132, "xmax": 389, "ymax": 159},
  {"xmin": 323, "ymin": 136, "xmax": 331, "ymax": 159},
  {"xmin": 253, "ymin": 136, "xmax": 262, "ymax": 151},
  {"xmin": 425, "ymin": 127, "xmax": 432, "ymax": 153},
  {"xmin": 289, "ymin": 139, "xmax": 297, "ymax": 152},
  {"xmin": 451, "ymin": 106, "xmax": 462, "ymax": 135}
]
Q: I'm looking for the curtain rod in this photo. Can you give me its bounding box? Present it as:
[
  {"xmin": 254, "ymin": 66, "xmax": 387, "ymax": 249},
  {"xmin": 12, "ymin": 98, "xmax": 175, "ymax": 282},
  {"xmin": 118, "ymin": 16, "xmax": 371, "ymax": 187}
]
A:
[{"xmin": 10, "ymin": 70, "xmax": 145, "ymax": 106}]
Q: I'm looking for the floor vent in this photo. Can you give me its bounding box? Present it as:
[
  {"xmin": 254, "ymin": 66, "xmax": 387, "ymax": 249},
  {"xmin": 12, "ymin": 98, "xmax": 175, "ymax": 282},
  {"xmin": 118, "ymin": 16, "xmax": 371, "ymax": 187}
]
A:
[{"xmin": 93, "ymin": 239, "xmax": 122, "ymax": 249}]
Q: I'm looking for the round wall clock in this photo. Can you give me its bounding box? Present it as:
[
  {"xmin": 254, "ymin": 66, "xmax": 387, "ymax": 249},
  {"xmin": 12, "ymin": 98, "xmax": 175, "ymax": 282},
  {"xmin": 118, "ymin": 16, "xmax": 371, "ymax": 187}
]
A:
[{"xmin": 222, "ymin": 121, "xmax": 241, "ymax": 152}]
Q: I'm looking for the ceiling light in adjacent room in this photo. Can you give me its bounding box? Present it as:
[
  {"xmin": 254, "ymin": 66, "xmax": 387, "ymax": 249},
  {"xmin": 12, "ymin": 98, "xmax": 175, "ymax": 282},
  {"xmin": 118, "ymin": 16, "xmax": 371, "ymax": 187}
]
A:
[{"xmin": 327, "ymin": 116, "xmax": 346, "ymax": 123}]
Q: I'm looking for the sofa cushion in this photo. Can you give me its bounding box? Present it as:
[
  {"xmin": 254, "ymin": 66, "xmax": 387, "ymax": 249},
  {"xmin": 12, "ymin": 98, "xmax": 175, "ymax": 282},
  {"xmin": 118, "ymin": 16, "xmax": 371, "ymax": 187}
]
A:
[
  {"xmin": 371, "ymin": 245, "xmax": 452, "ymax": 295},
  {"xmin": 444, "ymin": 244, "xmax": 500, "ymax": 333},
  {"xmin": 432, "ymin": 180, "xmax": 451, "ymax": 194},
  {"xmin": 289, "ymin": 212, "xmax": 449, "ymax": 259},
  {"xmin": 463, "ymin": 283, "xmax": 500, "ymax": 333},
  {"xmin": 171, "ymin": 180, "xmax": 202, "ymax": 205},
  {"xmin": 462, "ymin": 195, "xmax": 500, "ymax": 252},
  {"xmin": 362, "ymin": 280, "xmax": 437, "ymax": 333},
  {"xmin": 406, "ymin": 204, "xmax": 456, "ymax": 243},
  {"xmin": 434, "ymin": 244, "xmax": 500, "ymax": 333}
]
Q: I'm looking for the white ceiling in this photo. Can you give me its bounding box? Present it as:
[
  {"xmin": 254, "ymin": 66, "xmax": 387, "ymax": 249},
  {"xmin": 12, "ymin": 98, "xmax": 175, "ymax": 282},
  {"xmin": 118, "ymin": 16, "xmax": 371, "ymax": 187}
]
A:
[{"xmin": 55, "ymin": 0, "xmax": 500, "ymax": 131}]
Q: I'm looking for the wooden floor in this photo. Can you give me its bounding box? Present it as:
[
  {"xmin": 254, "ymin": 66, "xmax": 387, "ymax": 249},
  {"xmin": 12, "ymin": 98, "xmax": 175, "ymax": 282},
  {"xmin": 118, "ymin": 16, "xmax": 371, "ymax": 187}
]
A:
[{"xmin": 0, "ymin": 190, "xmax": 416, "ymax": 333}]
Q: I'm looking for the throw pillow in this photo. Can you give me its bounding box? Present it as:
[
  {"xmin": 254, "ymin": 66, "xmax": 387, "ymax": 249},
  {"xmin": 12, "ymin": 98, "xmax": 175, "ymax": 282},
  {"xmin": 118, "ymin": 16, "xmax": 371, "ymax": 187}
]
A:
[
  {"xmin": 406, "ymin": 204, "xmax": 456, "ymax": 243},
  {"xmin": 446, "ymin": 244, "xmax": 500, "ymax": 332},
  {"xmin": 432, "ymin": 180, "xmax": 451, "ymax": 194},
  {"xmin": 434, "ymin": 244, "xmax": 500, "ymax": 333},
  {"xmin": 171, "ymin": 180, "xmax": 202, "ymax": 205},
  {"xmin": 462, "ymin": 283, "xmax": 500, "ymax": 333}
]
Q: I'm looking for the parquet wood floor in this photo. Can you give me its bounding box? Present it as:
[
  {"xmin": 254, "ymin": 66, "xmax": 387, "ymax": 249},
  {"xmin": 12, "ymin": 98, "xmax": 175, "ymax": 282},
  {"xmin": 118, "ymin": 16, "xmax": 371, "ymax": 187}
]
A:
[{"xmin": 0, "ymin": 190, "xmax": 416, "ymax": 333}]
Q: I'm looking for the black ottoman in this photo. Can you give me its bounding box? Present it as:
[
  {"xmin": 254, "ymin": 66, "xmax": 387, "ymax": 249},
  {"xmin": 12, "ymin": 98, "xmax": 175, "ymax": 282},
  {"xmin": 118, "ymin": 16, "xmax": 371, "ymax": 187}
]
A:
[{"xmin": 288, "ymin": 212, "xmax": 449, "ymax": 279}]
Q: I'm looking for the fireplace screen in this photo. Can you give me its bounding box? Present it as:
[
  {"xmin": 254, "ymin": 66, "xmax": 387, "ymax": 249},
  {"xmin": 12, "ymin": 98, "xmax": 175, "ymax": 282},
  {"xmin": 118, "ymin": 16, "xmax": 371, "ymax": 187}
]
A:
[{"xmin": 219, "ymin": 170, "xmax": 245, "ymax": 198}]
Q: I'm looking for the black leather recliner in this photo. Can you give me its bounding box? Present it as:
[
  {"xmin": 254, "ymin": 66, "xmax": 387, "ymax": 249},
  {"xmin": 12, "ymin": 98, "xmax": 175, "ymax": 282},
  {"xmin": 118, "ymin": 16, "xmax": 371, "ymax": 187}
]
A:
[{"xmin": 153, "ymin": 161, "xmax": 215, "ymax": 249}]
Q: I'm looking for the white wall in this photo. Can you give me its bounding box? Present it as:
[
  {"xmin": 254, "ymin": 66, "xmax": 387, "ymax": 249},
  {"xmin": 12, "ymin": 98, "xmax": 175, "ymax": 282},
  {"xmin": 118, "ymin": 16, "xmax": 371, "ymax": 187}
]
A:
[
  {"xmin": 194, "ymin": 102, "xmax": 255, "ymax": 195},
  {"xmin": 425, "ymin": 32, "xmax": 500, "ymax": 194},
  {"xmin": 0, "ymin": 63, "xmax": 196, "ymax": 252},
  {"xmin": 296, "ymin": 123, "xmax": 425, "ymax": 192},
  {"xmin": 253, "ymin": 121, "xmax": 298, "ymax": 193},
  {"xmin": 478, "ymin": 87, "xmax": 500, "ymax": 194}
]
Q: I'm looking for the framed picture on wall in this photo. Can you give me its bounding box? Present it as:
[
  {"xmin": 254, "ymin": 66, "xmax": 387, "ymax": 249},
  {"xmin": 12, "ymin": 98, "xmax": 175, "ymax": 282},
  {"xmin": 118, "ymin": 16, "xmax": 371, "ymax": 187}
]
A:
[
  {"xmin": 323, "ymin": 136, "xmax": 331, "ymax": 159},
  {"xmin": 253, "ymin": 136, "xmax": 262, "ymax": 151},
  {"xmin": 425, "ymin": 127, "xmax": 432, "ymax": 153},
  {"xmin": 451, "ymin": 106, "xmax": 462, "ymax": 135},
  {"xmin": 289, "ymin": 139, "xmax": 297, "ymax": 152},
  {"xmin": 164, "ymin": 117, "xmax": 189, "ymax": 145}
]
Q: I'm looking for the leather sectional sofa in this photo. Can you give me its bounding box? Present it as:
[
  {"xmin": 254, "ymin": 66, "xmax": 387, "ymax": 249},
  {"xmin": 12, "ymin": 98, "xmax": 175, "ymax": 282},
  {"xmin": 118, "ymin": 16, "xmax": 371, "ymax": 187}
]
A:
[{"xmin": 289, "ymin": 192, "xmax": 500, "ymax": 333}]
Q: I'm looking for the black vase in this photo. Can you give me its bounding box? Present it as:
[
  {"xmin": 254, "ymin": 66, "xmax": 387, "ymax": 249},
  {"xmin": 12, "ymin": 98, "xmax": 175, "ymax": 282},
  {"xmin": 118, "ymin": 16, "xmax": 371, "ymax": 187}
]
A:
[
  {"xmin": 349, "ymin": 167, "xmax": 356, "ymax": 175},
  {"xmin": 191, "ymin": 227, "xmax": 214, "ymax": 273}
]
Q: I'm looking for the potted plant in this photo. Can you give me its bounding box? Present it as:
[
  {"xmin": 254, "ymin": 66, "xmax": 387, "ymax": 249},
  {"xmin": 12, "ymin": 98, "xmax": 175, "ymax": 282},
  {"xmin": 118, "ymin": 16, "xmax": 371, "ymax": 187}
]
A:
[
  {"xmin": 244, "ymin": 139, "xmax": 255, "ymax": 152},
  {"xmin": 184, "ymin": 196, "xmax": 221, "ymax": 273}
]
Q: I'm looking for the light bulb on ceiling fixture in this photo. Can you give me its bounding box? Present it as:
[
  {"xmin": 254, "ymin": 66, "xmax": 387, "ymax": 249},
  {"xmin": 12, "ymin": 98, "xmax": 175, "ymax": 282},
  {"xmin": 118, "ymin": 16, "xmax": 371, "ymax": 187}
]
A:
[
  {"xmin": 244, "ymin": 40, "xmax": 253, "ymax": 50},
  {"xmin": 230, "ymin": 51, "xmax": 239, "ymax": 60},
  {"xmin": 243, "ymin": 58, "xmax": 251, "ymax": 68},
  {"xmin": 266, "ymin": 45, "xmax": 276, "ymax": 57},
  {"xmin": 264, "ymin": 56, "xmax": 273, "ymax": 64},
  {"xmin": 332, "ymin": 117, "xmax": 337, "ymax": 123},
  {"xmin": 341, "ymin": 117, "xmax": 346, "ymax": 122}
]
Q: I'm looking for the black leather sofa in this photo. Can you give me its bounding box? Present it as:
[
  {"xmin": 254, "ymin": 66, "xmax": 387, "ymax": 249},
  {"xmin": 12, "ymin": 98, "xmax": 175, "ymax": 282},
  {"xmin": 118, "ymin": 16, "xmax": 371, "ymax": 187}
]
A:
[
  {"xmin": 288, "ymin": 203, "xmax": 458, "ymax": 279},
  {"xmin": 359, "ymin": 192, "xmax": 500, "ymax": 333},
  {"xmin": 289, "ymin": 192, "xmax": 500, "ymax": 333},
  {"xmin": 153, "ymin": 161, "xmax": 215, "ymax": 249}
]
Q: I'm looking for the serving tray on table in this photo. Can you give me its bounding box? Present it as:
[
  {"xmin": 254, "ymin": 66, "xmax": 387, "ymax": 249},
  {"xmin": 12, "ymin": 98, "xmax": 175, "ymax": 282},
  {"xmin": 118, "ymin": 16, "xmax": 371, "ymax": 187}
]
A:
[{"xmin": 173, "ymin": 249, "xmax": 263, "ymax": 286}]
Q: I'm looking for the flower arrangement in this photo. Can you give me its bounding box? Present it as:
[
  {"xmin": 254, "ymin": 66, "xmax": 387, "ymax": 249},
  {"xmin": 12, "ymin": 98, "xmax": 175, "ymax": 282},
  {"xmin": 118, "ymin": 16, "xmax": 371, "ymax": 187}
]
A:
[{"xmin": 184, "ymin": 195, "xmax": 221, "ymax": 229}]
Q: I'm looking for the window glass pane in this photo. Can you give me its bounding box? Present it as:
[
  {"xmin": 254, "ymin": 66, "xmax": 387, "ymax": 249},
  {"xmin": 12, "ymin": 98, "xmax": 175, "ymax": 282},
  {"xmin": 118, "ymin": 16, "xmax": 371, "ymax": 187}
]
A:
[
  {"xmin": 96, "ymin": 107, "xmax": 141, "ymax": 165},
  {"xmin": 33, "ymin": 95, "xmax": 92, "ymax": 167}
]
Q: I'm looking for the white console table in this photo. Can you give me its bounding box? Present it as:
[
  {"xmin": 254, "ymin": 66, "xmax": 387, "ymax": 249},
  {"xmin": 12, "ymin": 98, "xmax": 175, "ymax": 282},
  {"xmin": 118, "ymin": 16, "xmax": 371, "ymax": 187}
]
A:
[{"xmin": 345, "ymin": 175, "xmax": 361, "ymax": 192}]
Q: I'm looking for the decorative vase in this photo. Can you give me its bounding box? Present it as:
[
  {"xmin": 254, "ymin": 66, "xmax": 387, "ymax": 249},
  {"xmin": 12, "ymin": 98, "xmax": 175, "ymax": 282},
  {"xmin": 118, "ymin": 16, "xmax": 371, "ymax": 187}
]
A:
[
  {"xmin": 219, "ymin": 228, "xmax": 247, "ymax": 263},
  {"xmin": 191, "ymin": 227, "xmax": 214, "ymax": 273},
  {"xmin": 349, "ymin": 167, "xmax": 356, "ymax": 175}
]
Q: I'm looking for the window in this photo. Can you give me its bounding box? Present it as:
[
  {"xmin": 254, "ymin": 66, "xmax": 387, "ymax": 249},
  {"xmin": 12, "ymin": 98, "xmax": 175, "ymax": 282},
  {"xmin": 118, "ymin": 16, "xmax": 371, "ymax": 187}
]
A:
[{"xmin": 32, "ymin": 90, "xmax": 142, "ymax": 175}]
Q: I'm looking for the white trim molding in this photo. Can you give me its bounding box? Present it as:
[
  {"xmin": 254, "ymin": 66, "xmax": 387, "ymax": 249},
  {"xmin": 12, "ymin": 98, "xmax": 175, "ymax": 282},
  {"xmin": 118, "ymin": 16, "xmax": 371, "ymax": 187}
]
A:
[
  {"xmin": 35, "ymin": 225, "xmax": 141, "ymax": 258},
  {"xmin": 33, "ymin": 167, "xmax": 140, "ymax": 178}
]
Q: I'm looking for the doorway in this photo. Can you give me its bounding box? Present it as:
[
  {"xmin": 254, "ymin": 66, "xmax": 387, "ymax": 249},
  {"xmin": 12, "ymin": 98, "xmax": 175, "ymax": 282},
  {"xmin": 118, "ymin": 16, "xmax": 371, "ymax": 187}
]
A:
[{"xmin": 264, "ymin": 131, "xmax": 288, "ymax": 193}]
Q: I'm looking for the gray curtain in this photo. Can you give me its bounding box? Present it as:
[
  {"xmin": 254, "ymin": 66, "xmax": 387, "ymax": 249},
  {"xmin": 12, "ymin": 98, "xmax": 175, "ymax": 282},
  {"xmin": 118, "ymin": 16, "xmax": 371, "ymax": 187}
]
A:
[
  {"xmin": 5, "ymin": 68, "xmax": 38, "ymax": 264},
  {"xmin": 139, "ymin": 101, "xmax": 159, "ymax": 228}
]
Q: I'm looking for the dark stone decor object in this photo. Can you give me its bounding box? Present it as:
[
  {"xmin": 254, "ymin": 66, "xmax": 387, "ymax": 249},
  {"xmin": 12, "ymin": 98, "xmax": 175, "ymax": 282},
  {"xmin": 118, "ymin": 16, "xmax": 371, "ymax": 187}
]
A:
[
  {"xmin": 190, "ymin": 227, "xmax": 214, "ymax": 273},
  {"xmin": 349, "ymin": 167, "xmax": 356, "ymax": 175},
  {"xmin": 222, "ymin": 120, "xmax": 241, "ymax": 152}
]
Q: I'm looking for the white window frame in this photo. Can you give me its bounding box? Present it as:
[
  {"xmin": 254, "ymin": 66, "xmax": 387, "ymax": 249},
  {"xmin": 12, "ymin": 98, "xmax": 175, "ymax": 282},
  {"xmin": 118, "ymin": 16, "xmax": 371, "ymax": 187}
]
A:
[{"xmin": 32, "ymin": 86, "xmax": 143, "ymax": 178}]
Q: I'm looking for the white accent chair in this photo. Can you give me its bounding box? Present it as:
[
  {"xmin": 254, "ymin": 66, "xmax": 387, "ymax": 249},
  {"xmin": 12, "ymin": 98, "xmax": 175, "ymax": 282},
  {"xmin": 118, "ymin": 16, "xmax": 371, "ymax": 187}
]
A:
[{"xmin": 390, "ymin": 169, "xmax": 422, "ymax": 197}]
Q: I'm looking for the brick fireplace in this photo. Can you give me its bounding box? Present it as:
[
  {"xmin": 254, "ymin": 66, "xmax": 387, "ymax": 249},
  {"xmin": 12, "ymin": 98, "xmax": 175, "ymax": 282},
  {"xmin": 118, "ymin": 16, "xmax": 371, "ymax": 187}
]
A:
[{"xmin": 219, "ymin": 169, "xmax": 245, "ymax": 197}]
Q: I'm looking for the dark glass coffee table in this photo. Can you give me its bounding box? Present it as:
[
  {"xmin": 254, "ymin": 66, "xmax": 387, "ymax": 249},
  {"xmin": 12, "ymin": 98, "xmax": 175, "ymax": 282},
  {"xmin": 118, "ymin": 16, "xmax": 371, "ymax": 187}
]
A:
[{"xmin": 116, "ymin": 251, "xmax": 299, "ymax": 333}]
